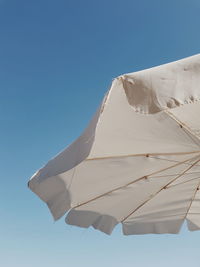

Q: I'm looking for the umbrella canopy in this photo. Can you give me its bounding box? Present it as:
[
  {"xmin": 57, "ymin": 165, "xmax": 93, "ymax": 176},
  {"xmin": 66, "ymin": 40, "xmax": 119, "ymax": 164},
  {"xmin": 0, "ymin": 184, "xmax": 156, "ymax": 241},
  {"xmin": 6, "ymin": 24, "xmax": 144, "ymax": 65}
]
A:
[{"xmin": 28, "ymin": 54, "xmax": 200, "ymax": 235}]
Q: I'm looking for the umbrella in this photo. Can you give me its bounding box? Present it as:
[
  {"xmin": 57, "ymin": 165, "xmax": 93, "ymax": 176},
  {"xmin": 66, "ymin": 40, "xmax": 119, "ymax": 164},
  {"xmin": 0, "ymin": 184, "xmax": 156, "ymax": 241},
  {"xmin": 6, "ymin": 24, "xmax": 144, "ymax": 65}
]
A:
[{"xmin": 28, "ymin": 54, "xmax": 200, "ymax": 235}]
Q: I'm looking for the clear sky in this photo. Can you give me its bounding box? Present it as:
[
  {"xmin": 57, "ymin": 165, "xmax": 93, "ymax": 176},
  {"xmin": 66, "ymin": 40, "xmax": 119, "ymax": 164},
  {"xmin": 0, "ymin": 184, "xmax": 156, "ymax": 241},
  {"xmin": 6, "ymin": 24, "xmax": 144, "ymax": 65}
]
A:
[{"xmin": 1, "ymin": 0, "xmax": 200, "ymax": 266}]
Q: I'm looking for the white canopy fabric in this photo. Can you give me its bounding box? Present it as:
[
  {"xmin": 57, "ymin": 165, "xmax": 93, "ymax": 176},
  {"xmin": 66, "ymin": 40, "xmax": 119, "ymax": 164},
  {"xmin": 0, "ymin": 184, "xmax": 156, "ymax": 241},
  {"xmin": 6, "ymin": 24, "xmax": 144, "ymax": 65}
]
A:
[{"xmin": 28, "ymin": 54, "xmax": 200, "ymax": 235}]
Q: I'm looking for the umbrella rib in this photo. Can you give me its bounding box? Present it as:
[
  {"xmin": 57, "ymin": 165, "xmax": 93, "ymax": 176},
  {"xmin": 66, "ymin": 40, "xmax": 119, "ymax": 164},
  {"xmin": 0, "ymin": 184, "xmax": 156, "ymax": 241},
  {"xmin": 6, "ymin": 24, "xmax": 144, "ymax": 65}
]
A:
[
  {"xmin": 121, "ymin": 156, "xmax": 200, "ymax": 223},
  {"xmin": 148, "ymin": 155, "xmax": 200, "ymax": 166},
  {"xmin": 153, "ymin": 171, "xmax": 200, "ymax": 178},
  {"xmin": 183, "ymin": 179, "xmax": 200, "ymax": 222},
  {"xmin": 166, "ymin": 176, "xmax": 200, "ymax": 189},
  {"xmin": 164, "ymin": 110, "xmax": 200, "ymax": 147},
  {"xmin": 86, "ymin": 150, "xmax": 200, "ymax": 162},
  {"xmin": 73, "ymin": 154, "xmax": 200, "ymax": 209}
]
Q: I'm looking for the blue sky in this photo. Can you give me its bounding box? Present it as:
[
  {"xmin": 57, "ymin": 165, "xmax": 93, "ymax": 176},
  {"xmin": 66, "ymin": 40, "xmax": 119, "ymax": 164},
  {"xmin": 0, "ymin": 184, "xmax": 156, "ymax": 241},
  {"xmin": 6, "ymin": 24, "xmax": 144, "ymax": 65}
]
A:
[{"xmin": 1, "ymin": 0, "xmax": 200, "ymax": 266}]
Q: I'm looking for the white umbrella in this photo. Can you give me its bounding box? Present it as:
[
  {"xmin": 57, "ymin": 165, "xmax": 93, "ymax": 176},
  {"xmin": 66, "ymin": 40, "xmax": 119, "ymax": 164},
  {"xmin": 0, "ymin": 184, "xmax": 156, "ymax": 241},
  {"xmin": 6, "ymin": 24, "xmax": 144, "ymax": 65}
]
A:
[{"xmin": 28, "ymin": 54, "xmax": 200, "ymax": 235}]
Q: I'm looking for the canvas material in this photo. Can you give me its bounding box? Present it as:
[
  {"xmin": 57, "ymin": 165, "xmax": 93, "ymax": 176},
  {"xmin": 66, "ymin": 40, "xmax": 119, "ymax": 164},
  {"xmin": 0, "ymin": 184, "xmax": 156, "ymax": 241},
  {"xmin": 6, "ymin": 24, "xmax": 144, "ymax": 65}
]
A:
[{"xmin": 29, "ymin": 54, "xmax": 200, "ymax": 235}]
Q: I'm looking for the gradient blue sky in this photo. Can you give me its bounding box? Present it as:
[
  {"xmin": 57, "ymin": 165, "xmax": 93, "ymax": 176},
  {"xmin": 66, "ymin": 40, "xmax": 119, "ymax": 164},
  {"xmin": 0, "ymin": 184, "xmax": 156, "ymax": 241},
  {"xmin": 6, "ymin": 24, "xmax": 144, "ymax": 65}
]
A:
[{"xmin": 1, "ymin": 0, "xmax": 200, "ymax": 266}]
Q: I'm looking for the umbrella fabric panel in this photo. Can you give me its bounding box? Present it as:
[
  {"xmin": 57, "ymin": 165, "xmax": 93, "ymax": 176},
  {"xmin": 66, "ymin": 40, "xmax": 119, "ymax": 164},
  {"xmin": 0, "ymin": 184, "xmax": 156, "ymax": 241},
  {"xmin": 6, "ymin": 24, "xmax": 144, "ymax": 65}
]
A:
[
  {"xmin": 29, "ymin": 153, "xmax": 200, "ymax": 221},
  {"xmin": 121, "ymin": 54, "xmax": 200, "ymax": 114},
  {"xmin": 123, "ymin": 177, "xmax": 200, "ymax": 235},
  {"xmin": 66, "ymin": 173, "xmax": 173, "ymax": 234},
  {"xmin": 66, "ymin": 154, "xmax": 199, "ymax": 207},
  {"xmin": 88, "ymin": 78, "xmax": 200, "ymax": 159},
  {"xmin": 66, "ymin": 155, "xmax": 200, "ymax": 234},
  {"xmin": 29, "ymin": 171, "xmax": 74, "ymax": 220}
]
